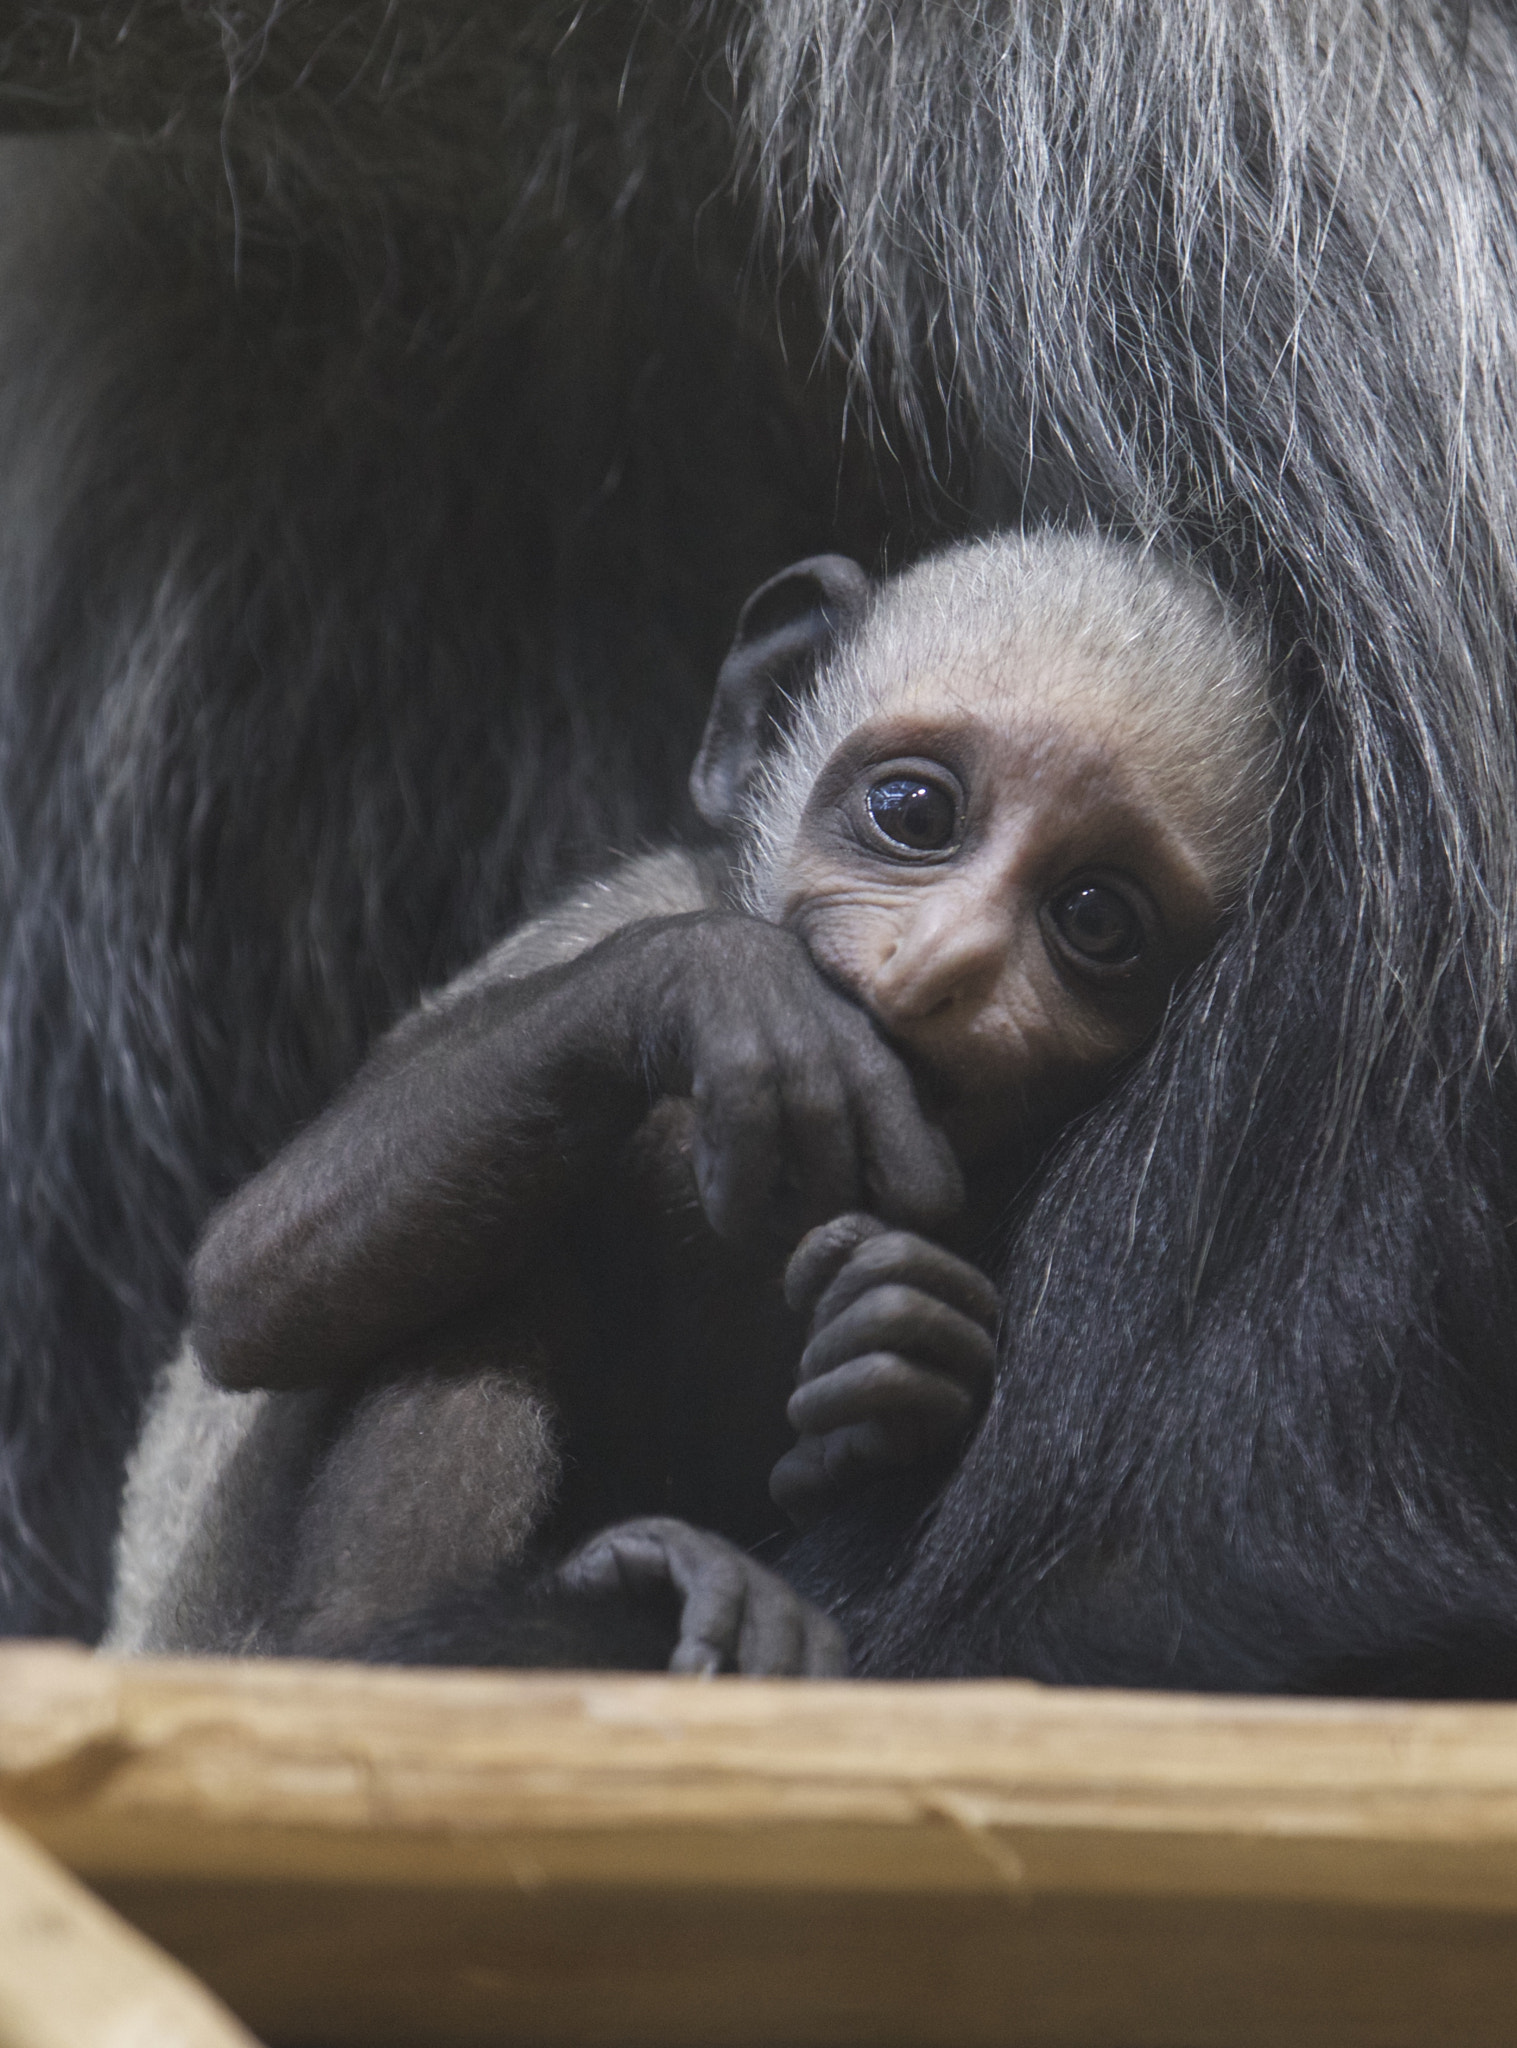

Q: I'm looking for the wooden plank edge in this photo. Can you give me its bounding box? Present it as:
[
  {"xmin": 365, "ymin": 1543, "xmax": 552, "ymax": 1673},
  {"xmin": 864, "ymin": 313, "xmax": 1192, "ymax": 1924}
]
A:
[
  {"xmin": 0, "ymin": 1811, "xmax": 261, "ymax": 2048},
  {"xmin": 4, "ymin": 1643, "xmax": 1517, "ymax": 1916}
]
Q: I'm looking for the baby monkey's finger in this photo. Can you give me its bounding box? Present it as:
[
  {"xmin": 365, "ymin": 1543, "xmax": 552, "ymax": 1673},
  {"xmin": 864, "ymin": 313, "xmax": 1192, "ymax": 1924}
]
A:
[
  {"xmin": 768, "ymin": 1435, "xmax": 837, "ymax": 1528},
  {"xmin": 797, "ymin": 1287, "xmax": 997, "ymax": 1397},
  {"xmin": 730, "ymin": 1568, "xmax": 847, "ymax": 1676},
  {"xmin": 809, "ymin": 1230, "xmax": 1000, "ymax": 1340},
  {"xmin": 772, "ymin": 1066, "xmax": 868, "ymax": 1238},
  {"xmin": 788, "ymin": 1352, "xmax": 978, "ymax": 1447},
  {"xmin": 838, "ymin": 1032, "xmax": 964, "ymax": 1235},
  {"xmin": 690, "ymin": 1053, "xmax": 785, "ymax": 1241},
  {"xmin": 784, "ymin": 1213, "xmax": 888, "ymax": 1321},
  {"xmin": 670, "ymin": 1560, "xmax": 749, "ymax": 1676},
  {"xmin": 816, "ymin": 1419, "xmax": 910, "ymax": 1485}
]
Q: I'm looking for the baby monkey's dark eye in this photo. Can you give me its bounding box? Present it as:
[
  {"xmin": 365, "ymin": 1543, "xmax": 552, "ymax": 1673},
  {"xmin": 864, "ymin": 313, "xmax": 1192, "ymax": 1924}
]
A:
[
  {"xmin": 1047, "ymin": 881, "xmax": 1145, "ymax": 966},
  {"xmin": 866, "ymin": 776, "xmax": 957, "ymax": 851}
]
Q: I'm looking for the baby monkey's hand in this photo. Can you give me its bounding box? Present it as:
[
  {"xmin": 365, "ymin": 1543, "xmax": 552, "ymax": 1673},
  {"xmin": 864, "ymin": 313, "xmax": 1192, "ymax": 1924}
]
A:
[{"xmin": 770, "ymin": 1213, "xmax": 998, "ymax": 1530}]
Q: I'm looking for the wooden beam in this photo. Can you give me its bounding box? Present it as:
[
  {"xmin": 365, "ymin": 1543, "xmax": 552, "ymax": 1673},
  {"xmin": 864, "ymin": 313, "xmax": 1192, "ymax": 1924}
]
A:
[
  {"xmin": 3, "ymin": 1642, "xmax": 1517, "ymax": 2045},
  {"xmin": 0, "ymin": 1807, "xmax": 260, "ymax": 2048}
]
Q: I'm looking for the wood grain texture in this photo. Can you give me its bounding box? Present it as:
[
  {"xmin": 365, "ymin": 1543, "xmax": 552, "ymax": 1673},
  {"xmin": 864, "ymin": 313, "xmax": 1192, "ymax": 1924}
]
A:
[
  {"xmin": 0, "ymin": 1808, "xmax": 260, "ymax": 2048},
  {"xmin": 3, "ymin": 1643, "xmax": 1517, "ymax": 2045}
]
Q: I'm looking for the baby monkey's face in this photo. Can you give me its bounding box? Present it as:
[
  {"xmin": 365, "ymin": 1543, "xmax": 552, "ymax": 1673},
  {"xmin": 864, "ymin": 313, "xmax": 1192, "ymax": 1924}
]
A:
[{"xmin": 777, "ymin": 663, "xmax": 1249, "ymax": 1162}]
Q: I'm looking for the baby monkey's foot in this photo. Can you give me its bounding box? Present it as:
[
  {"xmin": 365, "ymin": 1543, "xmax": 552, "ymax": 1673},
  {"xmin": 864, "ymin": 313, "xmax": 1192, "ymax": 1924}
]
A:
[
  {"xmin": 557, "ymin": 1515, "xmax": 847, "ymax": 1677},
  {"xmin": 770, "ymin": 1213, "xmax": 998, "ymax": 1529}
]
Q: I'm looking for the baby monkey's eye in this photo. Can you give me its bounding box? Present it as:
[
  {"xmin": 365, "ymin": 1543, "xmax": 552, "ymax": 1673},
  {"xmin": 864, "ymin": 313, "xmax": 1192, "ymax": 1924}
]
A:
[
  {"xmin": 1045, "ymin": 880, "xmax": 1146, "ymax": 969},
  {"xmin": 865, "ymin": 775, "xmax": 958, "ymax": 852}
]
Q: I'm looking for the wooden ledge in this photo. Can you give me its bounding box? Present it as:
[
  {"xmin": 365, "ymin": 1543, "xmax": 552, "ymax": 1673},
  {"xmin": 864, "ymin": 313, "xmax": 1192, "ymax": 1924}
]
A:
[
  {"xmin": 0, "ymin": 1811, "xmax": 257, "ymax": 2048},
  {"xmin": 3, "ymin": 1644, "xmax": 1517, "ymax": 2044}
]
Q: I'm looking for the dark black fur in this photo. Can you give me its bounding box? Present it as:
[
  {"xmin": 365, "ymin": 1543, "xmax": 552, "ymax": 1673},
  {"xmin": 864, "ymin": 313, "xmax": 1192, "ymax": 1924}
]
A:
[
  {"xmin": 359, "ymin": 1576, "xmax": 680, "ymax": 1673},
  {"xmin": 0, "ymin": 3, "xmax": 935, "ymax": 1635},
  {"xmin": 6, "ymin": 2, "xmax": 1517, "ymax": 1693}
]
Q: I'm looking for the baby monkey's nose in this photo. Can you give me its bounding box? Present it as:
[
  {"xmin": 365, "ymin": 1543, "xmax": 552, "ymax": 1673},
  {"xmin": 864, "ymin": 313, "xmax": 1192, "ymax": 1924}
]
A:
[{"xmin": 865, "ymin": 895, "xmax": 1017, "ymax": 1035}]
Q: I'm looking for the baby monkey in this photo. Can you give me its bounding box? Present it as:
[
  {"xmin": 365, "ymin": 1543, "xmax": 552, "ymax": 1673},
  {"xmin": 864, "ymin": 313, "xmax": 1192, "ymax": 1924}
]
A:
[{"xmin": 109, "ymin": 531, "xmax": 1276, "ymax": 1675}]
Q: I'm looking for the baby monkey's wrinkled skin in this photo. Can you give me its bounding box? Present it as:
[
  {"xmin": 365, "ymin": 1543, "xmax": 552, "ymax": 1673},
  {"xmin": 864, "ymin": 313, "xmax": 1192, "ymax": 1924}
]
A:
[{"xmin": 109, "ymin": 532, "xmax": 1275, "ymax": 1676}]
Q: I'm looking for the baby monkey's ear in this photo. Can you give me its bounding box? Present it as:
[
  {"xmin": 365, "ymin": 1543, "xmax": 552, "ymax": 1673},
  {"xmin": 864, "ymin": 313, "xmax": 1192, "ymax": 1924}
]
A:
[{"xmin": 690, "ymin": 554, "xmax": 872, "ymax": 830}]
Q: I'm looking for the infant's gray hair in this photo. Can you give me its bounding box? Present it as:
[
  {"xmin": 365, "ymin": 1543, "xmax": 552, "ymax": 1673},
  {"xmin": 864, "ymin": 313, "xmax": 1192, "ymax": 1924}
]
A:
[{"xmin": 740, "ymin": 531, "xmax": 1278, "ymax": 918}]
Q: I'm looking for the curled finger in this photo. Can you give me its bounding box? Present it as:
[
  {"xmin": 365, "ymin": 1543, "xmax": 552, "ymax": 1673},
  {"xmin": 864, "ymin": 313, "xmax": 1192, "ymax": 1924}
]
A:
[
  {"xmin": 774, "ymin": 1067, "xmax": 864, "ymax": 1237},
  {"xmin": 769, "ymin": 1436, "xmax": 838, "ymax": 1529},
  {"xmin": 691, "ymin": 1047, "xmax": 784, "ymax": 1241},
  {"xmin": 810, "ymin": 1231, "xmax": 1001, "ymax": 1337},
  {"xmin": 798, "ymin": 1286, "xmax": 997, "ymax": 1392},
  {"xmin": 788, "ymin": 1352, "xmax": 976, "ymax": 1448},
  {"xmin": 735, "ymin": 1578, "xmax": 807, "ymax": 1676},
  {"xmin": 840, "ymin": 1032, "xmax": 964, "ymax": 1234},
  {"xmin": 784, "ymin": 1213, "xmax": 888, "ymax": 1319}
]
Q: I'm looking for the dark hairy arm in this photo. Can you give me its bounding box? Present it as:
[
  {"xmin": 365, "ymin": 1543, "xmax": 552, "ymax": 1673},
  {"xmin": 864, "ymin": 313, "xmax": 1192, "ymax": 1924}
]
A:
[{"xmin": 190, "ymin": 912, "xmax": 962, "ymax": 1393}]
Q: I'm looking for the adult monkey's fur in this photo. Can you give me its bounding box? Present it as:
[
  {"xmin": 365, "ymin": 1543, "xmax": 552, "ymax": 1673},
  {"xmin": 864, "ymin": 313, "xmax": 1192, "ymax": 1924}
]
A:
[{"xmin": 3, "ymin": 3, "xmax": 1517, "ymax": 1690}]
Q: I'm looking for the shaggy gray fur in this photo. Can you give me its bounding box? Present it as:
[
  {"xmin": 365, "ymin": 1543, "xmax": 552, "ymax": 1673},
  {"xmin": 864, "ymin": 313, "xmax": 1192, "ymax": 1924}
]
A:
[{"xmin": 4, "ymin": 3, "xmax": 1517, "ymax": 1686}]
